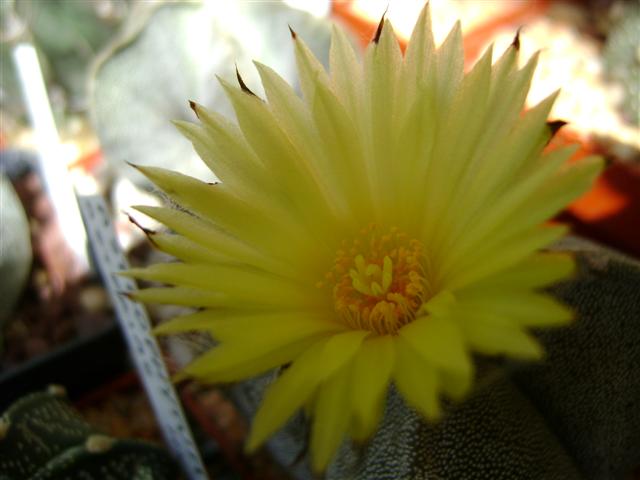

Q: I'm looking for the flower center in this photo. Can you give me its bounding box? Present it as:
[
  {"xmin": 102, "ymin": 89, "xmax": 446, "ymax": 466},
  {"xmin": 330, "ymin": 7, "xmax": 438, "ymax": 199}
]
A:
[{"xmin": 320, "ymin": 225, "xmax": 427, "ymax": 335}]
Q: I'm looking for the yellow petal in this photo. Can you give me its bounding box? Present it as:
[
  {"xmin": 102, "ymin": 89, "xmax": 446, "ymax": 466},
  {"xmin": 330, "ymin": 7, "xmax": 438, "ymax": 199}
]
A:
[
  {"xmin": 180, "ymin": 318, "xmax": 339, "ymax": 382},
  {"xmin": 421, "ymin": 44, "xmax": 493, "ymax": 242},
  {"xmin": 310, "ymin": 362, "xmax": 352, "ymax": 473},
  {"xmin": 135, "ymin": 166, "xmax": 309, "ymax": 267},
  {"xmin": 246, "ymin": 331, "xmax": 366, "ymax": 452},
  {"xmin": 133, "ymin": 205, "xmax": 286, "ymax": 275},
  {"xmin": 457, "ymin": 252, "xmax": 575, "ymax": 292},
  {"xmin": 499, "ymin": 155, "xmax": 604, "ymax": 238},
  {"xmin": 403, "ymin": 2, "xmax": 435, "ymax": 96},
  {"xmin": 443, "ymin": 51, "xmax": 539, "ymax": 232},
  {"xmin": 130, "ymin": 286, "xmax": 226, "ymax": 308},
  {"xmin": 291, "ymin": 28, "xmax": 330, "ymax": 105},
  {"xmin": 153, "ymin": 309, "xmax": 217, "ymax": 335},
  {"xmin": 434, "ymin": 21, "xmax": 464, "ymax": 113},
  {"xmin": 220, "ymin": 77, "xmax": 342, "ymax": 244},
  {"xmin": 393, "ymin": 336, "xmax": 440, "ymax": 420},
  {"xmin": 329, "ymin": 24, "xmax": 362, "ymax": 121},
  {"xmin": 179, "ymin": 335, "xmax": 322, "ymax": 383},
  {"xmin": 398, "ymin": 313, "xmax": 472, "ymax": 377},
  {"xmin": 124, "ymin": 263, "xmax": 322, "ymax": 309},
  {"xmin": 394, "ymin": 80, "xmax": 437, "ymax": 228},
  {"xmin": 459, "ymin": 313, "xmax": 544, "ymax": 360},
  {"xmin": 442, "ymin": 145, "xmax": 573, "ymax": 271},
  {"xmin": 457, "ymin": 292, "xmax": 574, "ymax": 328},
  {"xmin": 311, "ymin": 76, "xmax": 372, "ymax": 219},
  {"xmin": 154, "ymin": 310, "xmax": 342, "ymax": 339},
  {"xmin": 349, "ymin": 335, "xmax": 395, "ymax": 441},
  {"xmin": 246, "ymin": 338, "xmax": 324, "ymax": 410},
  {"xmin": 255, "ymin": 61, "xmax": 344, "ymax": 208},
  {"xmin": 489, "ymin": 38, "xmax": 519, "ymax": 97},
  {"xmin": 211, "ymin": 313, "xmax": 343, "ymax": 344},
  {"xmin": 475, "ymin": 90, "xmax": 560, "ymax": 196},
  {"xmin": 445, "ymin": 224, "xmax": 569, "ymax": 289},
  {"xmin": 146, "ymin": 233, "xmax": 233, "ymax": 266},
  {"xmin": 363, "ymin": 19, "xmax": 403, "ymax": 220},
  {"xmin": 439, "ymin": 368, "xmax": 472, "ymax": 401},
  {"xmin": 484, "ymin": 50, "xmax": 539, "ymax": 154},
  {"xmin": 318, "ymin": 329, "xmax": 370, "ymax": 380},
  {"xmin": 172, "ymin": 117, "xmax": 273, "ymax": 208},
  {"xmin": 437, "ymin": 91, "xmax": 560, "ymax": 252}
]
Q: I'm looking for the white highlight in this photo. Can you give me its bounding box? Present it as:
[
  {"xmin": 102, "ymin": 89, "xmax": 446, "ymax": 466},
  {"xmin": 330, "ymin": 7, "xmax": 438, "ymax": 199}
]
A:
[{"xmin": 12, "ymin": 42, "xmax": 88, "ymax": 272}]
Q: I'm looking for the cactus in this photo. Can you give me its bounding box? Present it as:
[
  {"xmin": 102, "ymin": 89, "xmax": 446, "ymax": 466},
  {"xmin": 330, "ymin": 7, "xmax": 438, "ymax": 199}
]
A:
[{"xmin": 0, "ymin": 386, "xmax": 178, "ymax": 480}]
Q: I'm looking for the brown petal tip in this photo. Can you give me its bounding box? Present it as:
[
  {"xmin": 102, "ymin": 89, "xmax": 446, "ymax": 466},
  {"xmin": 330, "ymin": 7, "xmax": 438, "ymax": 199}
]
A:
[
  {"xmin": 512, "ymin": 27, "xmax": 522, "ymax": 51},
  {"xmin": 235, "ymin": 65, "xmax": 256, "ymax": 96},
  {"xmin": 188, "ymin": 100, "xmax": 200, "ymax": 118},
  {"xmin": 288, "ymin": 24, "xmax": 297, "ymax": 40},
  {"xmin": 125, "ymin": 212, "xmax": 156, "ymax": 237},
  {"xmin": 547, "ymin": 120, "xmax": 567, "ymax": 137},
  {"xmin": 125, "ymin": 160, "xmax": 141, "ymax": 171},
  {"xmin": 372, "ymin": 9, "xmax": 388, "ymax": 44}
]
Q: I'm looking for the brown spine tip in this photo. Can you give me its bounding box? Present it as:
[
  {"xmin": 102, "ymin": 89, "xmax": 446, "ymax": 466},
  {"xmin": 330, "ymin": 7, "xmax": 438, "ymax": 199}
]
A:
[
  {"xmin": 512, "ymin": 27, "xmax": 522, "ymax": 51},
  {"xmin": 235, "ymin": 65, "xmax": 256, "ymax": 96},
  {"xmin": 547, "ymin": 120, "xmax": 567, "ymax": 136},
  {"xmin": 288, "ymin": 24, "xmax": 297, "ymax": 39},
  {"xmin": 125, "ymin": 160, "xmax": 141, "ymax": 171},
  {"xmin": 188, "ymin": 100, "xmax": 200, "ymax": 118},
  {"xmin": 545, "ymin": 120, "xmax": 568, "ymax": 145},
  {"xmin": 372, "ymin": 9, "xmax": 387, "ymax": 44},
  {"xmin": 125, "ymin": 212, "xmax": 156, "ymax": 237}
]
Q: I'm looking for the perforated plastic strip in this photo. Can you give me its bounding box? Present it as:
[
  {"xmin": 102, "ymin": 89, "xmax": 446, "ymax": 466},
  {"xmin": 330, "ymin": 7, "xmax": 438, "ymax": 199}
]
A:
[{"xmin": 77, "ymin": 195, "xmax": 208, "ymax": 480}]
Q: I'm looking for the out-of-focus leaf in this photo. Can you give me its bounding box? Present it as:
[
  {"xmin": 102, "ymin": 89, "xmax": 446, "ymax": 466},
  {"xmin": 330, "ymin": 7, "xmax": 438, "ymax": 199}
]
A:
[{"xmin": 90, "ymin": 1, "xmax": 332, "ymax": 188}]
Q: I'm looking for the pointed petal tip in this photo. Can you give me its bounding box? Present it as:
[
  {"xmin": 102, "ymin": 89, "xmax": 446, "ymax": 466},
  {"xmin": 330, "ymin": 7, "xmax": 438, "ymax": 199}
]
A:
[
  {"xmin": 546, "ymin": 119, "xmax": 568, "ymax": 137},
  {"xmin": 567, "ymin": 307, "xmax": 578, "ymax": 324},
  {"xmin": 372, "ymin": 7, "xmax": 388, "ymax": 44},
  {"xmin": 424, "ymin": 404, "xmax": 442, "ymax": 422},
  {"xmin": 188, "ymin": 100, "xmax": 200, "ymax": 118},
  {"xmin": 235, "ymin": 65, "xmax": 257, "ymax": 96},
  {"xmin": 118, "ymin": 290, "xmax": 134, "ymax": 299},
  {"xmin": 152, "ymin": 324, "xmax": 170, "ymax": 336},
  {"xmin": 288, "ymin": 24, "xmax": 297, "ymax": 40},
  {"xmin": 170, "ymin": 118, "xmax": 187, "ymax": 129},
  {"xmin": 125, "ymin": 211, "xmax": 156, "ymax": 237},
  {"xmin": 251, "ymin": 59, "xmax": 265, "ymax": 70},
  {"xmin": 512, "ymin": 27, "xmax": 522, "ymax": 51},
  {"xmin": 171, "ymin": 371, "xmax": 189, "ymax": 384},
  {"xmin": 245, "ymin": 430, "xmax": 263, "ymax": 455},
  {"xmin": 117, "ymin": 269, "xmax": 137, "ymax": 278}
]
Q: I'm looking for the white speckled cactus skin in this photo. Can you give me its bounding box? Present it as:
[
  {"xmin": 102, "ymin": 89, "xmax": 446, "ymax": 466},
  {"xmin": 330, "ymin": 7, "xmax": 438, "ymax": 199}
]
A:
[{"xmin": 0, "ymin": 389, "xmax": 178, "ymax": 480}]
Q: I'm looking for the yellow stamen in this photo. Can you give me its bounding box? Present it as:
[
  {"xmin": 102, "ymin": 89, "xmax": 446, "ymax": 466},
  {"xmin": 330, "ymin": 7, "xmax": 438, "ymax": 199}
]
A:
[{"xmin": 324, "ymin": 225, "xmax": 427, "ymax": 335}]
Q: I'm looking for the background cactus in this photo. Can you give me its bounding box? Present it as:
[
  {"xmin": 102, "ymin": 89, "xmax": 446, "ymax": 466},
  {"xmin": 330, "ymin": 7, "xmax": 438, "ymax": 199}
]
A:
[{"xmin": 0, "ymin": 386, "xmax": 178, "ymax": 480}]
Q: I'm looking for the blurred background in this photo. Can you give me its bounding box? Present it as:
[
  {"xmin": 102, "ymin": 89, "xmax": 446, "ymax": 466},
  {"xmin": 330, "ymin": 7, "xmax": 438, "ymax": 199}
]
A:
[{"xmin": 0, "ymin": 0, "xmax": 638, "ymax": 478}]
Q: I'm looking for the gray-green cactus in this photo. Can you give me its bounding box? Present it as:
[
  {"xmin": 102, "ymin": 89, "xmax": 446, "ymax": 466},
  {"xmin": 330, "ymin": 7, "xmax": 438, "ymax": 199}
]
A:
[
  {"xmin": 0, "ymin": 173, "xmax": 32, "ymax": 330},
  {"xmin": 0, "ymin": 386, "xmax": 178, "ymax": 480}
]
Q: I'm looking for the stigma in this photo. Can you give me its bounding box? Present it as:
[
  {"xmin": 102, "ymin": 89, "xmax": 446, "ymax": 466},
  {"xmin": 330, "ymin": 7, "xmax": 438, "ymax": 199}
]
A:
[{"xmin": 320, "ymin": 225, "xmax": 427, "ymax": 335}]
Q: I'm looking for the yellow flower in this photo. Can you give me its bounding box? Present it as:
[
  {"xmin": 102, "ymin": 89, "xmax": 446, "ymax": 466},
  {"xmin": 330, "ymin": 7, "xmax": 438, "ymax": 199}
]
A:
[{"xmin": 126, "ymin": 5, "xmax": 602, "ymax": 472}]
